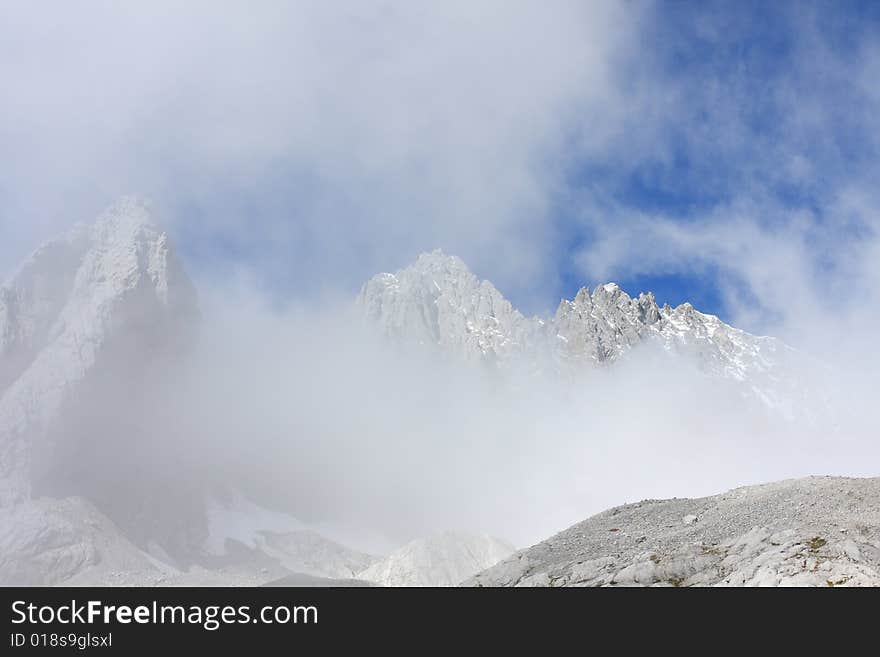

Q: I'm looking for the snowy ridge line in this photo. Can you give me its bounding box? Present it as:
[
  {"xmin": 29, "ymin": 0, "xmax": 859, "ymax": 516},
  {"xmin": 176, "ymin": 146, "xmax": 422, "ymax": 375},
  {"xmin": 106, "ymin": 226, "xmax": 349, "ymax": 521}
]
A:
[{"xmin": 356, "ymin": 249, "xmax": 820, "ymax": 417}]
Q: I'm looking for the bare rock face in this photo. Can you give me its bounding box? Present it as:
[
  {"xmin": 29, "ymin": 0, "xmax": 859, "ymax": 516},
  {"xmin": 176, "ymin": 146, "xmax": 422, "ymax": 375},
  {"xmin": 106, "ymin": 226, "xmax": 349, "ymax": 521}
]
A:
[
  {"xmin": 553, "ymin": 285, "xmax": 661, "ymax": 364},
  {"xmin": 466, "ymin": 476, "xmax": 880, "ymax": 587}
]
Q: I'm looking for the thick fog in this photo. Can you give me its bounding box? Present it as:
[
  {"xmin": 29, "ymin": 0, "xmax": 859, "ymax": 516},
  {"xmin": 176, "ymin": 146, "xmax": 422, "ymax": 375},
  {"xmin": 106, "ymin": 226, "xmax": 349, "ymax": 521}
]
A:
[
  {"xmin": 0, "ymin": 1, "xmax": 639, "ymax": 308},
  {"xmin": 136, "ymin": 278, "xmax": 875, "ymax": 554}
]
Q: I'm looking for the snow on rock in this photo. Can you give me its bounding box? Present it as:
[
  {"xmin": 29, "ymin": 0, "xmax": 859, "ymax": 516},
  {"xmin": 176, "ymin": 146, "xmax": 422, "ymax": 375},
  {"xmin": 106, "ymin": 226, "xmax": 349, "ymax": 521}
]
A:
[
  {"xmin": 356, "ymin": 250, "xmax": 541, "ymax": 364},
  {"xmin": 466, "ymin": 476, "xmax": 880, "ymax": 587},
  {"xmin": 0, "ymin": 196, "xmax": 197, "ymax": 505},
  {"xmin": 0, "ymin": 493, "xmax": 377, "ymax": 586},
  {"xmin": 0, "ymin": 199, "xmax": 380, "ymax": 586},
  {"xmin": 0, "ymin": 496, "xmax": 177, "ymax": 586},
  {"xmin": 357, "ymin": 531, "xmax": 515, "ymax": 587},
  {"xmin": 357, "ymin": 251, "xmax": 824, "ymax": 417},
  {"xmin": 259, "ymin": 531, "xmax": 377, "ymax": 580},
  {"xmin": 204, "ymin": 493, "xmax": 308, "ymax": 555},
  {"xmin": 203, "ymin": 493, "xmax": 377, "ymax": 579}
]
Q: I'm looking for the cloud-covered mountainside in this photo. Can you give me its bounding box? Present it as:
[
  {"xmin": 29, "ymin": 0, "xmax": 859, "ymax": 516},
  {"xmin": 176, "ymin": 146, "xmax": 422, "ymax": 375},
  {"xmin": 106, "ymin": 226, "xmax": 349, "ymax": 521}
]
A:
[
  {"xmin": 0, "ymin": 197, "xmax": 197, "ymax": 507},
  {"xmin": 0, "ymin": 199, "xmax": 869, "ymax": 586},
  {"xmin": 0, "ymin": 199, "xmax": 516, "ymax": 585},
  {"xmin": 467, "ymin": 477, "xmax": 880, "ymax": 587}
]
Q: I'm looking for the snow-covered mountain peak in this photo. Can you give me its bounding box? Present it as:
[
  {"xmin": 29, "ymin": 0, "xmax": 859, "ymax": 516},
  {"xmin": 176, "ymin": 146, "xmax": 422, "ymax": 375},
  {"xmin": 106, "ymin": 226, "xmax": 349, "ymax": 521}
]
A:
[
  {"xmin": 80, "ymin": 197, "xmax": 191, "ymax": 310},
  {"xmin": 410, "ymin": 248, "xmax": 469, "ymax": 274},
  {"xmin": 394, "ymin": 248, "xmax": 492, "ymax": 298},
  {"xmin": 76, "ymin": 197, "xmax": 161, "ymax": 266},
  {"xmin": 357, "ymin": 251, "xmax": 821, "ymax": 416},
  {"xmin": 0, "ymin": 197, "xmax": 198, "ymax": 506},
  {"xmin": 357, "ymin": 251, "xmax": 533, "ymax": 361},
  {"xmin": 93, "ymin": 195, "xmax": 157, "ymax": 231},
  {"xmin": 596, "ymin": 281, "xmax": 621, "ymax": 295},
  {"xmin": 357, "ymin": 251, "xmax": 774, "ymax": 371}
]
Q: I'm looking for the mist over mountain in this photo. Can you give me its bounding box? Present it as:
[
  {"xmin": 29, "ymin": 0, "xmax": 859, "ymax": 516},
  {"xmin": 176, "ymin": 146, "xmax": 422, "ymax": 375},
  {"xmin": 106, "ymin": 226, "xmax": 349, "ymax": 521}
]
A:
[
  {"xmin": 0, "ymin": 199, "xmax": 872, "ymax": 585},
  {"xmin": 2, "ymin": 1, "xmax": 878, "ymax": 591},
  {"xmin": 0, "ymin": 198, "xmax": 204, "ymax": 550}
]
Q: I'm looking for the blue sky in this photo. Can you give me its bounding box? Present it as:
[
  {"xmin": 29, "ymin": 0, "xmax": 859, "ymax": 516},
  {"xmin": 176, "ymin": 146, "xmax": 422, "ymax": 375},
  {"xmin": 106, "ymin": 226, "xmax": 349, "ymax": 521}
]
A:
[
  {"xmin": 587, "ymin": 2, "xmax": 877, "ymax": 329},
  {"xmin": 2, "ymin": 1, "xmax": 879, "ymax": 337},
  {"xmin": 551, "ymin": 0, "xmax": 880, "ymax": 320}
]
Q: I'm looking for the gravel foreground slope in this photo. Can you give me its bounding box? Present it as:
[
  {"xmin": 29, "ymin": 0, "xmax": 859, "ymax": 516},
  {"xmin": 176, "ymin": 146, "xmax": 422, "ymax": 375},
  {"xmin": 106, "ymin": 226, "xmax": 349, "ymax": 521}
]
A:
[{"xmin": 466, "ymin": 476, "xmax": 880, "ymax": 587}]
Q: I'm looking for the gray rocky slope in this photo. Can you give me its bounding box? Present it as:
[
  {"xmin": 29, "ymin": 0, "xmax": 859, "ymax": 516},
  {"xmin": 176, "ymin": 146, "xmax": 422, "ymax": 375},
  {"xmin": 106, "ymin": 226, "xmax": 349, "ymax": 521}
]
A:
[{"xmin": 466, "ymin": 476, "xmax": 880, "ymax": 587}]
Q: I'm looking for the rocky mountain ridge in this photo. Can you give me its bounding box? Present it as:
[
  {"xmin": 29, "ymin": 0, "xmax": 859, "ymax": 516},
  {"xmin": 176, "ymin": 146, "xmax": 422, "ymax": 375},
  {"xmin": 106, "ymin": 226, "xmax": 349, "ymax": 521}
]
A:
[{"xmin": 357, "ymin": 249, "xmax": 817, "ymax": 416}]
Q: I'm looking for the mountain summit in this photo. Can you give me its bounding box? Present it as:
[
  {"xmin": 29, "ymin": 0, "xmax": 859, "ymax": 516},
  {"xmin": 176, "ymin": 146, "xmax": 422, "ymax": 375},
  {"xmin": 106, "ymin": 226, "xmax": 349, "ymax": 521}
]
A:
[
  {"xmin": 0, "ymin": 197, "xmax": 198, "ymax": 506},
  {"xmin": 357, "ymin": 249, "xmax": 534, "ymax": 362}
]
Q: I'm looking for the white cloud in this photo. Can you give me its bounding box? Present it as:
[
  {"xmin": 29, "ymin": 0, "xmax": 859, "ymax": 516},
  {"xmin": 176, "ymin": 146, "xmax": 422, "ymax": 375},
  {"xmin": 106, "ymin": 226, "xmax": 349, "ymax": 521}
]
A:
[
  {"xmin": 570, "ymin": 6, "xmax": 880, "ymax": 372},
  {"xmin": 0, "ymin": 1, "xmax": 643, "ymax": 306}
]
